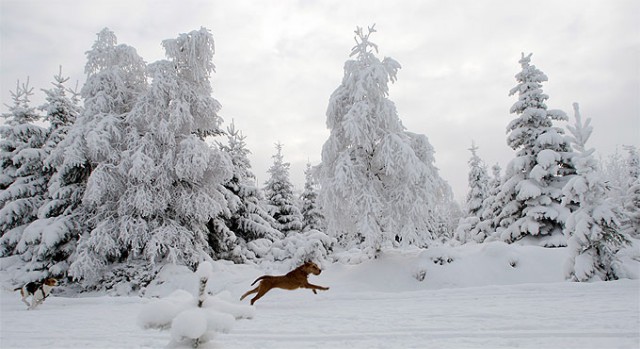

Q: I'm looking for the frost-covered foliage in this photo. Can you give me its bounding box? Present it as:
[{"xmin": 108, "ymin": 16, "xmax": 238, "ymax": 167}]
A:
[
  {"xmin": 70, "ymin": 28, "xmax": 231, "ymax": 290},
  {"xmin": 214, "ymin": 121, "xmax": 283, "ymax": 262},
  {"xmin": 0, "ymin": 80, "xmax": 47, "ymax": 257},
  {"xmin": 494, "ymin": 53, "xmax": 574, "ymax": 247},
  {"xmin": 599, "ymin": 146, "xmax": 640, "ymax": 237},
  {"xmin": 300, "ymin": 162, "xmax": 324, "ymax": 232},
  {"xmin": 562, "ymin": 103, "xmax": 629, "ymax": 281},
  {"xmin": 317, "ymin": 25, "xmax": 452, "ymax": 255},
  {"xmin": 623, "ymin": 180, "xmax": 640, "ymax": 237},
  {"xmin": 247, "ymin": 229, "xmax": 336, "ymax": 269},
  {"xmin": 621, "ymin": 147, "xmax": 640, "ymax": 237},
  {"xmin": 624, "ymin": 145, "xmax": 640, "ymax": 183},
  {"xmin": 264, "ymin": 142, "xmax": 303, "ymax": 235},
  {"xmin": 138, "ymin": 261, "xmax": 254, "ymax": 348},
  {"xmin": 6, "ymin": 68, "xmax": 83, "ymax": 282}
]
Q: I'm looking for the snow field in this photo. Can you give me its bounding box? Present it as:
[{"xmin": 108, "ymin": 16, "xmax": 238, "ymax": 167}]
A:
[{"xmin": 1, "ymin": 242, "xmax": 639, "ymax": 348}]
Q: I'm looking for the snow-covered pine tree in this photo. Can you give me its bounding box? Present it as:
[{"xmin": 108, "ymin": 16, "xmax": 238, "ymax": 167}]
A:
[
  {"xmin": 264, "ymin": 142, "xmax": 303, "ymax": 235},
  {"xmin": 455, "ymin": 142, "xmax": 490, "ymax": 244},
  {"xmin": 214, "ymin": 120, "xmax": 282, "ymax": 261},
  {"xmin": 562, "ymin": 103, "xmax": 630, "ymax": 281},
  {"xmin": 0, "ymin": 79, "xmax": 47, "ymax": 256},
  {"xmin": 10, "ymin": 68, "xmax": 82, "ymax": 281},
  {"xmin": 494, "ymin": 53, "xmax": 574, "ymax": 247},
  {"xmin": 317, "ymin": 25, "xmax": 448, "ymax": 254},
  {"xmin": 300, "ymin": 162, "xmax": 324, "ymax": 232},
  {"xmin": 70, "ymin": 28, "xmax": 232, "ymax": 291}
]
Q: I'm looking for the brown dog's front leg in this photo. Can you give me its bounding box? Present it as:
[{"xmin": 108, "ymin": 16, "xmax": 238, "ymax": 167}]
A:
[{"xmin": 305, "ymin": 282, "xmax": 330, "ymax": 293}]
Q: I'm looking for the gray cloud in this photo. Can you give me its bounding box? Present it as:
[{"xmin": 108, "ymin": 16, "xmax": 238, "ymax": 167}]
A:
[{"xmin": 2, "ymin": 0, "xmax": 638, "ymax": 201}]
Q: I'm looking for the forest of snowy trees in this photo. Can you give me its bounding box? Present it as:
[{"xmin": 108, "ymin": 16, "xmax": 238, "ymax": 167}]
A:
[{"xmin": 1, "ymin": 26, "xmax": 638, "ymax": 292}]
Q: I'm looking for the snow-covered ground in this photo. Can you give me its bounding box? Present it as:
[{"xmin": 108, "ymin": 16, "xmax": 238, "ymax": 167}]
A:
[{"xmin": 2, "ymin": 242, "xmax": 639, "ymax": 348}]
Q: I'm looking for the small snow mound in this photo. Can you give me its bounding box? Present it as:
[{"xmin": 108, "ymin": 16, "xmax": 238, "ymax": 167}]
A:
[
  {"xmin": 196, "ymin": 261, "xmax": 214, "ymax": 279},
  {"xmin": 137, "ymin": 298, "xmax": 182, "ymax": 330},
  {"xmin": 171, "ymin": 308, "xmax": 208, "ymax": 340}
]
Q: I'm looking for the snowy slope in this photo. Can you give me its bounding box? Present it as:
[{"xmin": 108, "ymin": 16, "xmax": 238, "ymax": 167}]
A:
[{"xmin": 1, "ymin": 242, "xmax": 639, "ymax": 348}]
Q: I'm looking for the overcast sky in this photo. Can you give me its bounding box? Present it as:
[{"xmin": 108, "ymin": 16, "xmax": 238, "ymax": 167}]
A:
[{"xmin": 1, "ymin": 0, "xmax": 638, "ymax": 200}]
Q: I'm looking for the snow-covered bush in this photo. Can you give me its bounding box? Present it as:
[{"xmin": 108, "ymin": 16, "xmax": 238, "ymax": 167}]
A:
[
  {"xmin": 138, "ymin": 261, "xmax": 254, "ymax": 348},
  {"xmin": 247, "ymin": 229, "xmax": 336, "ymax": 269}
]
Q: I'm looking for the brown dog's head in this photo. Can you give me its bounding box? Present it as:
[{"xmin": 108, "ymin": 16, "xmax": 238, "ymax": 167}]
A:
[
  {"xmin": 43, "ymin": 278, "xmax": 58, "ymax": 287},
  {"xmin": 301, "ymin": 261, "xmax": 322, "ymax": 275}
]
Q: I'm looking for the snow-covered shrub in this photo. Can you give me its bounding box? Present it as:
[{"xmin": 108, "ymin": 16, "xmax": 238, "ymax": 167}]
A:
[
  {"xmin": 248, "ymin": 229, "xmax": 336, "ymax": 269},
  {"xmin": 138, "ymin": 261, "xmax": 254, "ymax": 348}
]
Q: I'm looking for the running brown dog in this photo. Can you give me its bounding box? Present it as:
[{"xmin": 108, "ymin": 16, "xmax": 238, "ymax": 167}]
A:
[{"xmin": 240, "ymin": 261, "xmax": 330, "ymax": 305}]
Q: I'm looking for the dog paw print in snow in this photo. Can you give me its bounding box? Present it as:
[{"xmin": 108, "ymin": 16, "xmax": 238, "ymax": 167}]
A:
[{"xmin": 138, "ymin": 261, "xmax": 254, "ymax": 348}]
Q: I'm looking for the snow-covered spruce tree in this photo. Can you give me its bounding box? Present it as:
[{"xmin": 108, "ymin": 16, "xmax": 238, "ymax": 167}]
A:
[
  {"xmin": 464, "ymin": 142, "xmax": 490, "ymax": 217},
  {"xmin": 70, "ymin": 28, "xmax": 233, "ymax": 291},
  {"xmin": 494, "ymin": 53, "xmax": 574, "ymax": 247},
  {"xmin": 34, "ymin": 28, "xmax": 147, "ymax": 287},
  {"xmin": 214, "ymin": 120, "xmax": 283, "ymax": 261},
  {"xmin": 301, "ymin": 162, "xmax": 324, "ymax": 232},
  {"xmin": 317, "ymin": 25, "xmax": 449, "ymax": 254},
  {"xmin": 0, "ymin": 80, "xmax": 47, "ymax": 255},
  {"xmin": 474, "ymin": 163, "xmax": 503, "ymax": 240},
  {"xmin": 11, "ymin": 68, "xmax": 82, "ymax": 281},
  {"xmin": 264, "ymin": 142, "xmax": 303, "ymax": 235},
  {"xmin": 455, "ymin": 142, "xmax": 490, "ymax": 244},
  {"xmin": 562, "ymin": 103, "xmax": 630, "ymax": 281}
]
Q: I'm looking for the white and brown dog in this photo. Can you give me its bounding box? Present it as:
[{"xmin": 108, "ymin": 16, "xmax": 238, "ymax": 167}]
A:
[{"xmin": 14, "ymin": 278, "xmax": 58, "ymax": 309}]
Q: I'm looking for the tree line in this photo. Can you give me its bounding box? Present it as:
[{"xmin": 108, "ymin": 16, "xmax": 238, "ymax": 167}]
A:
[{"xmin": 1, "ymin": 26, "xmax": 636, "ymax": 292}]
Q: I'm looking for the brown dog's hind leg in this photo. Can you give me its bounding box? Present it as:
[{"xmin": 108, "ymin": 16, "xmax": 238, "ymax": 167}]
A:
[
  {"xmin": 250, "ymin": 286, "xmax": 271, "ymax": 305},
  {"xmin": 240, "ymin": 286, "xmax": 259, "ymax": 301}
]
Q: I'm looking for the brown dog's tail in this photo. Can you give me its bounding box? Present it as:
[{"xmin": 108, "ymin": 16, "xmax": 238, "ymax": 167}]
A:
[{"xmin": 251, "ymin": 275, "xmax": 269, "ymax": 286}]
